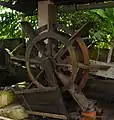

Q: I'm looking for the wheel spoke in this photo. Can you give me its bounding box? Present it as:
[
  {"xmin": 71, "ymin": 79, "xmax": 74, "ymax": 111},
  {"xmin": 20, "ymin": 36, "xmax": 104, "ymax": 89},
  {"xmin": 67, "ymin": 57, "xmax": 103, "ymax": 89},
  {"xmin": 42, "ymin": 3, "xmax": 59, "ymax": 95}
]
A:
[
  {"xmin": 54, "ymin": 46, "xmax": 65, "ymax": 59},
  {"xmin": 34, "ymin": 44, "xmax": 39, "ymax": 51},
  {"xmin": 56, "ymin": 63, "xmax": 72, "ymax": 71},
  {"xmin": 34, "ymin": 42, "xmax": 46, "ymax": 57},
  {"xmin": 29, "ymin": 58, "xmax": 41, "ymax": 64},
  {"xmin": 47, "ymin": 39, "xmax": 52, "ymax": 56},
  {"xmin": 36, "ymin": 69, "xmax": 44, "ymax": 79},
  {"xmin": 56, "ymin": 62, "xmax": 92, "ymax": 69},
  {"xmin": 25, "ymin": 31, "xmax": 77, "ymax": 88}
]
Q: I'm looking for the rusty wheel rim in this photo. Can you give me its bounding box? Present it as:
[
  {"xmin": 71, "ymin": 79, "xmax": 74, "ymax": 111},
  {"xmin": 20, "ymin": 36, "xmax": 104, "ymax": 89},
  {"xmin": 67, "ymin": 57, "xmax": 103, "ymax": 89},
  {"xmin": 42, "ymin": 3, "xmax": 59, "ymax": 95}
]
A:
[
  {"xmin": 75, "ymin": 37, "xmax": 89, "ymax": 91},
  {"xmin": 54, "ymin": 36, "xmax": 89, "ymax": 91},
  {"xmin": 25, "ymin": 24, "xmax": 89, "ymax": 91},
  {"xmin": 53, "ymin": 24, "xmax": 89, "ymax": 91}
]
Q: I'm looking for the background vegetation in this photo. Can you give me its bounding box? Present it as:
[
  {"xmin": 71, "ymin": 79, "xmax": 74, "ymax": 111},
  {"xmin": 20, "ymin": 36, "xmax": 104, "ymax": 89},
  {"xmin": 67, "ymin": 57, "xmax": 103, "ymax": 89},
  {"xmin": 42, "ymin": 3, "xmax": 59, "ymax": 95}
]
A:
[{"xmin": 0, "ymin": 2, "xmax": 114, "ymax": 49}]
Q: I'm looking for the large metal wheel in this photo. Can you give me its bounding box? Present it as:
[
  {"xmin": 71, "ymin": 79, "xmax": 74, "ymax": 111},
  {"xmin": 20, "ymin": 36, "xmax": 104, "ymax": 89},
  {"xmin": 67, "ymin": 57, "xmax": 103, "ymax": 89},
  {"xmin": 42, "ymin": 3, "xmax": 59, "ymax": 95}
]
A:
[
  {"xmin": 25, "ymin": 24, "xmax": 89, "ymax": 92},
  {"xmin": 25, "ymin": 26, "xmax": 92, "ymax": 112},
  {"xmin": 25, "ymin": 31, "xmax": 77, "ymax": 88}
]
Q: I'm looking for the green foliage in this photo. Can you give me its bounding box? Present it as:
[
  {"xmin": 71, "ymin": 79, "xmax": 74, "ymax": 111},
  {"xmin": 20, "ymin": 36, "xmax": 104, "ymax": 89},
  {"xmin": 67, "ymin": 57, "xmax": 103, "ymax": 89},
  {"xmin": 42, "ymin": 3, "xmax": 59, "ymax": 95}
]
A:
[
  {"xmin": 57, "ymin": 11, "xmax": 89, "ymax": 30},
  {"xmin": 89, "ymin": 8, "xmax": 114, "ymax": 48},
  {"xmin": 90, "ymin": 8, "xmax": 114, "ymax": 37},
  {"xmin": 0, "ymin": 6, "xmax": 21, "ymax": 39},
  {"xmin": 0, "ymin": 5, "xmax": 38, "ymax": 39},
  {"xmin": 0, "ymin": 3, "xmax": 114, "ymax": 49}
]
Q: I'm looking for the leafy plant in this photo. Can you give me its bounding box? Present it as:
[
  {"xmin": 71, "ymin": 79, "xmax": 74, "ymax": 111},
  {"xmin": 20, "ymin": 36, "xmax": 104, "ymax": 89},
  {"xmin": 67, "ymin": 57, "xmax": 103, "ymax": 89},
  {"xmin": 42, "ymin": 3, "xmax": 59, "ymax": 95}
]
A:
[{"xmin": 89, "ymin": 8, "xmax": 114, "ymax": 48}]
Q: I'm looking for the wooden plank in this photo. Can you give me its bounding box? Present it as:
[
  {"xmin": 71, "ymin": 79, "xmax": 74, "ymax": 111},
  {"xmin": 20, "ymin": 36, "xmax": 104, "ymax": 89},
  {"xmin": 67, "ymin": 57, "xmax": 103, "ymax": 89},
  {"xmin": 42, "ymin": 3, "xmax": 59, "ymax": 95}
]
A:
[
  {"xmin": 27, "ymin": 110, "xmax": 67, "ymax": 120},
  {"xmin": 89, "ymin": 60, "xmax": 114, "ymax": 78},
  {"xmin": 16, "ymin": 87, "xmax": 57, "ymax": 94}
]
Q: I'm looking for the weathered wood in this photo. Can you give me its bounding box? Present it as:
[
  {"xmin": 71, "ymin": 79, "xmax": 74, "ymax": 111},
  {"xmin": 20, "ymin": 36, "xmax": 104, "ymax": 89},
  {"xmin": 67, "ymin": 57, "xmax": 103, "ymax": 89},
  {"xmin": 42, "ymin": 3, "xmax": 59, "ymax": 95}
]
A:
[
  {"xmin": 16, "ymin": 87, "xmax": 57, "ymax": 94},
  {"xmin": 21, "ymin": 22, "xmax": 36, "ymax": 40},
  {"xmin": 18, "ymin": 88, "xmax": 69, "ymax": 117},
  {"xmin": 89, "ymin": 60, "xmax": 114, "ymax": 79},
  {"xmin": 11, "ymin": 43, "xmax": 24, "ymax": 54},
  {"xmin": 27, "ymin": 110, "xmax": 67, "ymax": 120}
]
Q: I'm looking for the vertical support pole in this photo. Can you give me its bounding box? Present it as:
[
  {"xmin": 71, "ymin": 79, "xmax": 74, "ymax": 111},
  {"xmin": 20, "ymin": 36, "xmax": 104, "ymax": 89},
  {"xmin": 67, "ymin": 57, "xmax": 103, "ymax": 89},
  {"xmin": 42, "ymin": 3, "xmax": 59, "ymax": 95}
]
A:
[
  {"xmin": 38, "ymin": 0, "xmax": 57, "ymax": 56},
  {"xmin": 38, "ymin": 0, "xmax": 56, "ymax": 28},
  {"xmin": 37, "ymin": 0, "xmax": 57, "ymax": 86}
]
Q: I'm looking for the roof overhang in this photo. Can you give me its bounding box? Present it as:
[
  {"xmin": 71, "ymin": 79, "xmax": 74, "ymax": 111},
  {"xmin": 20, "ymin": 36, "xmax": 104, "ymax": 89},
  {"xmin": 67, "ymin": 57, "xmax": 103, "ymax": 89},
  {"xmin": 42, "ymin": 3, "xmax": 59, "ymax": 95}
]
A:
[{"xmin": 0, "ymin": 0, "xmax": 112, "ymax": 15}]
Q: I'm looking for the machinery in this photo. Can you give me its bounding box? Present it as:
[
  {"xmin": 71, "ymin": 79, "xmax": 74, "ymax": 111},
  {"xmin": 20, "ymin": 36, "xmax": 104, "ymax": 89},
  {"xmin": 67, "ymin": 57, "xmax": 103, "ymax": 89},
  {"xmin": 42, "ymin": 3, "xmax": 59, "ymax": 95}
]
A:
[{"xmin": 1, "ymin": 0, "xmax": 114, "ymax": 119}]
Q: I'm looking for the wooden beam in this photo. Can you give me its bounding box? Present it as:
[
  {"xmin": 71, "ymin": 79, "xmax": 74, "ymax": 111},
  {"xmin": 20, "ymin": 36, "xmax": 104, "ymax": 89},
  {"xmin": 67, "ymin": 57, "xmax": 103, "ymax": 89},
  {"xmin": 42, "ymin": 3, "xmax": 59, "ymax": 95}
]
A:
[
  {"xmin": 27, "ymin": 110, "xmax": 67, "ymax": 120},
  {"xmin": 58, "ymin": 2, "xmax": 114, "ymax": 12}
]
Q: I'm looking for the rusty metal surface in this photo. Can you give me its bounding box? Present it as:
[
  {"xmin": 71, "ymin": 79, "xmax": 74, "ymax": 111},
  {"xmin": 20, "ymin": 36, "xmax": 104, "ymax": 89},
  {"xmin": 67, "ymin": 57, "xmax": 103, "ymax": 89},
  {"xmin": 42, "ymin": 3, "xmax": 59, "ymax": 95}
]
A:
[
  {"xmin": 75, "ymin": 37, "xmax": 89, "ymax": 92},
  {"xmin": 0, "ymin": 0, "xmax": 109, "ymax": 15},
  {"xmin": 53, "ymin": 22, "xmax": 91, "ymax": 91},
  {"xmin": 57, "ymin": 23, "xmax": 90, "ymax": 91},
  {"xmin": 54, "ymin": 22, "xmax": 93, "ymax": 59},
  {"xmin": 23, "ymin": 21, "xmax": 97, "ymax": 112},
  {"xmin": 24, "ymin": 22, "xmax": 90, "ymax": 91},
  {"xmin": 25, "ymin": 27, "xmax": 94, "ymax": 111}
]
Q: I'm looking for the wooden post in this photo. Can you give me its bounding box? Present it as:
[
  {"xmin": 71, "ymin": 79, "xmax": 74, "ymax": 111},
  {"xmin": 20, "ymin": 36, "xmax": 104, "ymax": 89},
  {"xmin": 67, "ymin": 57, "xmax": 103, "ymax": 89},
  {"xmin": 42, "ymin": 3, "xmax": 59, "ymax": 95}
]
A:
[
  {"xmin": 37, "ymin": 0, "xmax": 58, "ymax": 86},
  {"xmin": 38, "ymin": 0, "xmax": 56, "ymax": 28},
  {"xmin": 38, "ymin": 0, "xmax": 57, "ymax": 51}
]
